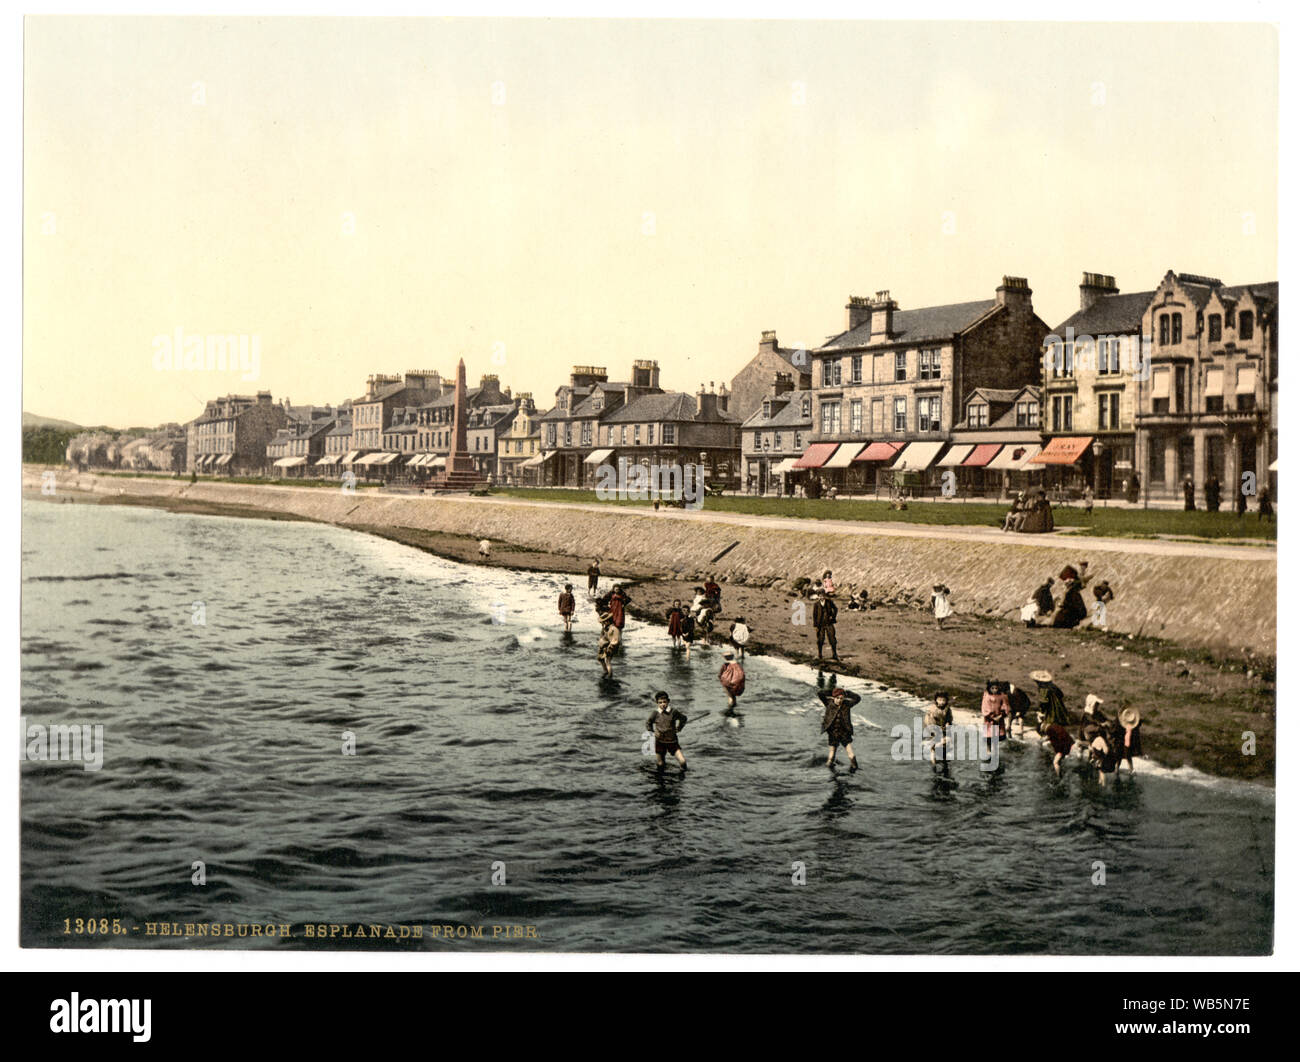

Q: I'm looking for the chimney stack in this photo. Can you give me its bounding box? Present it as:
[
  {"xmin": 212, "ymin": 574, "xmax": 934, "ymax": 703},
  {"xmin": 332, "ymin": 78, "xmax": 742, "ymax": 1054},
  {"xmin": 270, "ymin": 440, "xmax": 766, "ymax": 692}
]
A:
[
  {"xmin": 696, "ymin": 383, "xmax": 719, "ymax": 420},
  {"xmin": 868, "ymin": 291, "xmax": 897, "ymax": 342},
  {"xmin": 772, "ymin": 372, "xmax": 795, "ymax": 398},
  {"xmin": 996, "ymin": 275, "xmax": 1033, "ymax": 311},
  {"xmin": 846, "ymin": 296, "xmax": 872, "ymax": 332},
  {"xmin": 759, "ymin": 330, "xmax": 779, "ymax": 355},
  {"xmin": 1079, "ymin": 272, "xmax": 1119, "ymax": 312}
]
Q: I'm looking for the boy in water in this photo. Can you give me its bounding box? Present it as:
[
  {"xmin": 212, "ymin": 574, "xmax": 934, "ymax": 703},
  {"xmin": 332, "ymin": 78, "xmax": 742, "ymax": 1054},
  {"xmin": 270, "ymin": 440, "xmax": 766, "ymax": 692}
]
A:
[
  {"xmin": 924, "ymin": 691, "xmax": 953, "ymax": 766},
  {"xmin": 597, "ymin": 611, "xmax": 620, "ymax": 677},
  {"xmin": 646, "ymin": 691, "xmax": 689, "ymax": 771},
  {"xmin": 558, "ymin": 583, "xmax": 576, "ymax": 632},
  {"xmin": 818, "ymin": 685, "xmax": 861, "ymax": 771}
]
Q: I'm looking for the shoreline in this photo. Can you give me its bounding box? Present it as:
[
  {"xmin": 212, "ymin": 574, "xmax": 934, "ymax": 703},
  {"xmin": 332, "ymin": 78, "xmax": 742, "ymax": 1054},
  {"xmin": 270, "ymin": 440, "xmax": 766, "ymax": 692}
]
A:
[{"xmin": 24, "ymin": 486, "xmax": 1276, "ymax": 786}]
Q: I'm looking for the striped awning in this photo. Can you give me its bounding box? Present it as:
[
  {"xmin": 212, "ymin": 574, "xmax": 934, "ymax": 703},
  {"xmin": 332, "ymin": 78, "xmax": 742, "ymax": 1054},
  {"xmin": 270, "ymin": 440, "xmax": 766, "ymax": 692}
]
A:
[
  {"xmin": 985, "ymin": 444, "xmax": 1043, "ymax": 471},
  {"xmin": 892, "ymin": 441, "xmax": 945, "ymax": 472},
  {"xmin": 937, "ymin": 444, "xmax": 974, "ymax": 467},
  {"xmin": 823, "ymin": 443, "xmax": 865, "ymax": 468},
  {"xmin": 793, "ymin": 443, "xmax": 839, "ymax": 469},
  {"xmin": 1031, "ymin": 437, "xmax": 1094, "ymax": 465},
  {"xmin": 215, "ymin": 454, "xmax": 233, "ymax": 466},
  {"xmin": 315, "ymin": 454, "xmax": 339, "ymax": 467},
  {"xmin": 341, "ymin": 450, "xmax": 363, "ymax": 465},
  {"xmin": 855, "ymin": 441, "xmax": 904, "ymax": 462},
  {"xmin": 962, "ymin": 443, "xmax": 1003, "ymax": 468}
]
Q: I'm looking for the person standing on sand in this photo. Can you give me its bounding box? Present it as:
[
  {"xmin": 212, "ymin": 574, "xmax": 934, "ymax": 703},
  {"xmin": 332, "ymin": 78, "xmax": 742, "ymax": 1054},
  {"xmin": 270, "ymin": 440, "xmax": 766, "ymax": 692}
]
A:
[
  {"xmin": 587, "ymin": 559, "xmax": 601, "ymax": 598},
  {"xmin": 666, "ymin": 600, "xmax": 686, "ymax": 649},
  {"xmin": 729, "ymin": 616, "xmax": 750, "ymax": 659},
  {"xmin": 719, "ymin": 650, "xmax": 746, "ymax": 711},
  {"xmin": 558, "ymin": 584, "xmax": 576, "ymax": 632},
  {"xmin": 596, "ymin": 611, "xmax": 621, "ymax": 677},
  {"xmin": 931, "ymin": 584, "xmax": 953, "ymax": 628},
  {"xmin": 646, "ymin": 691, "xmax": 688, "ymax": 772},
  {"xmin": 1032, "ymin": 670, "xmax": 1069, "ymax": 727},
  {"xmin": 1206, "ymin": 475, "xmax": 1221, "ymax": 512},
  {"xmin": 813, "ymin": 591, "xmax": 840, "ymax": 662},
  {"xmin": 478, "ymin": 538, "xmax": 491, "ymax": 560},
  {"xmin": 818, "ymin": 685, "xmax": 860, "ymax": 771},
  {"xmin": 1183, "ymin": 476, "xmax": 1196, "ymax": 511},
  {"xmin": 703, "ymin": 576, "xmax": 722, "ymax": 610},
  {"xmin": 1052, "ymin": 578, "xmax": 1088, "ymax": 629}
]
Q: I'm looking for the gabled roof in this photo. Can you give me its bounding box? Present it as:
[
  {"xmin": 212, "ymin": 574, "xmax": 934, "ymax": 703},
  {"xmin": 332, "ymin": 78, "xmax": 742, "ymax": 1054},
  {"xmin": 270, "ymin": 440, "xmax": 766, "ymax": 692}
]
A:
[
  {"xmin": 1053, "ymin": 291, "xmax": 1155, "ymax": 336},
  {"xmin": 741, "ymin": 394, "xmax": 813, "ymax": 429},
  {"xmin": 603, "ymin": 392, "xmax": 698, "ymax": 423},
  {"xmin": 1214, "ymin": 281, "xmax": 1279, "ymax": 312},
  {"xmin": 819, "ymin": 299, "xmax": 998, "ymax": 351}
]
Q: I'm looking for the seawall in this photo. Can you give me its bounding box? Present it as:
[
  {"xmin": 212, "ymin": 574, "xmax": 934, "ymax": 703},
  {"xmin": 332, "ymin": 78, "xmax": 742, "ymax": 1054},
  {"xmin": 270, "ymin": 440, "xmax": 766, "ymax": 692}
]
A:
[{"xmin": 28, "ymin": 469, "xmax": 1277, "ymax": 654}]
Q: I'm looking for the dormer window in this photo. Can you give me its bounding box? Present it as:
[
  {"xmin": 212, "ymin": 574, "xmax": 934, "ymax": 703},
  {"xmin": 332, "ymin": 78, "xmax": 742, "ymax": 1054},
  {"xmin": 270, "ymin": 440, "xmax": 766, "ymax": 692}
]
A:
[
  {"xmin": 801, "ymin": 398, "xmax": 811, "ymax": 417},
  {"xmin": 967, "ymin": 402, "xmax": 988, "ymax": 428},
  {"xmin": 762, "ymin": 400, "xmax": 772, "ymax": 419},
  {"xmin": 593, "ymin": 394, "xmax": 604, "ymax": 411}
]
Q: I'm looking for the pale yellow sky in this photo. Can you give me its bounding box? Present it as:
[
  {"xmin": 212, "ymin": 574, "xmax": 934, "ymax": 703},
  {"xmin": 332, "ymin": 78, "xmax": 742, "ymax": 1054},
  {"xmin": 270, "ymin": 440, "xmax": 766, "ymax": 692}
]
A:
[{"xmin": 24, "ymin": 17, "xmax": 1277, "ymax": 428}]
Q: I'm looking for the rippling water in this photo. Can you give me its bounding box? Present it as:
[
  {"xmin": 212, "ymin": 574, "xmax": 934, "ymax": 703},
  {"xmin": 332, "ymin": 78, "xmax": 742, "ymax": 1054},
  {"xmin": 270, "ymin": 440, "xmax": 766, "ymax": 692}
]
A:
[{"xmin": 20, "ymin": 501, "xmax": 1274, "ymax": 953}]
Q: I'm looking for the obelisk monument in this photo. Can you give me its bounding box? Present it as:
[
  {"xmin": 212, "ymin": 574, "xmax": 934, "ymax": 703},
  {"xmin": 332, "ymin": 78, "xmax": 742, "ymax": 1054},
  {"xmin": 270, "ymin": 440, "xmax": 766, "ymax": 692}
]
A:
[{"xmin": 446, "ymin": 358, "xmax": 480, "ymax": 483}]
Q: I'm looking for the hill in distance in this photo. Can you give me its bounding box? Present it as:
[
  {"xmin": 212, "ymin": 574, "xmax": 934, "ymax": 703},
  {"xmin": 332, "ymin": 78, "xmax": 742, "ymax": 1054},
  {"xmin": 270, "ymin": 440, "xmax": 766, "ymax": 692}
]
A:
[{"xmin": 23, "ymin": 411, "xmax": 86, "ymax": 431}]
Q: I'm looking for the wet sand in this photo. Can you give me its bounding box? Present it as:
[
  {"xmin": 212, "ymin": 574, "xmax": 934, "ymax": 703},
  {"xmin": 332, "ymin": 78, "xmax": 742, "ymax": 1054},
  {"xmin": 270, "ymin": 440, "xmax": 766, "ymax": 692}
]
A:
[{"xmin": 30, "ymin": 489, "xmax": 1276, "ymax": 784}]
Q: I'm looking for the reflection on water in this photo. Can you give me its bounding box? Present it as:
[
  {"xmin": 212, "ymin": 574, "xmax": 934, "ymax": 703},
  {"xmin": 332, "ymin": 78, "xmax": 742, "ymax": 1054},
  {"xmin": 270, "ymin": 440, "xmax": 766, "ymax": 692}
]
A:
[{"xmin": 20, "ymin": 502, "xmax": 1274, "ymax": 953}]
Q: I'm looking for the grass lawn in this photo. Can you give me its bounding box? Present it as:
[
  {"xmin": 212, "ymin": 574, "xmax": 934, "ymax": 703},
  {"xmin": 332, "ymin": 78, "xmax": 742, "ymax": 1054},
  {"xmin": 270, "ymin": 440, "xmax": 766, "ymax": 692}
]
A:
[{"xmin": 490, "ymin": 487, "xmax": 1277, "ymax": 541}]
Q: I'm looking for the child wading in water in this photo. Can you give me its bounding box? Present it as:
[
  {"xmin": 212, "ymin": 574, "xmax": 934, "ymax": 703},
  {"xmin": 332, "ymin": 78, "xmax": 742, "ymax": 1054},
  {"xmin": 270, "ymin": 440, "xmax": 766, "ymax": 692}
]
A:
[
  {"xmin": 818, "ymin": 685, "xmax": 861, "ymax": 771},
  {"xmin": 924, "ymin": 691, "xmax": 953, "ymax": 766},
  {"xmin": 729, "ymin": 616, "xmax": 750, "ymax": 659},
  {"xmin": 646, "ymin": 691, "xmax": 689, "ymax": 772},
  {"xmin": 718, "ymin": 650, "xmax": 746, "ymax": 712},
  {"xmin": 597, "ymin": 611, "xmax": 621, "ymax": 677},
  {"xmin": 666, "ymin": 600, "xmax": 686, "ymax": 649},
  {"xmin": 557, "ymin": 584, "xmax": 576, "ymax": 632}
]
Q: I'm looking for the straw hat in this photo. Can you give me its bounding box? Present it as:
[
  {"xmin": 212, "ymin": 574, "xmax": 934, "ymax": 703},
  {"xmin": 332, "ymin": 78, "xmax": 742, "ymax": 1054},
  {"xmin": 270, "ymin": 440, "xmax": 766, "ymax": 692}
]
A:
[
  {"xmin": 1084, "ymin": 693, "xmax": 1105, "ymax": 716},
  {"xmin": 1030, "ymin": 669, "xmax": 1053, "ymax": 684},
  {"xmin": 1119, "ymin": 706, "xmax": 1141, "ymax": 729}
]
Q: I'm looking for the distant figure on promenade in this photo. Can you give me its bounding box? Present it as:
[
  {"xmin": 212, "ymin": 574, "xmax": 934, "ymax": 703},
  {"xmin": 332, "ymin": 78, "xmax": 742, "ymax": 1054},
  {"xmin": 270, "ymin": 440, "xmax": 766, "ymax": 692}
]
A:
[
  {"xmin": 478, "ymin": 538, "xmax": 491, "ymax": 560},
  {"xmin": 1205, "ymin": 475, "xmax": 1222, "ymax": 512},
  {"xmin": 1183, "ymin": 477, "xmax": 1196, "ymax": 511},
  {"xmin": 1118, "ymin": 705, "xmax": 1143, "ymax": 774},
  {"xmin": 646, "ymin": 691, "xmax": 689, "ymax": 772},
  {"xmin": 818, "ymin": 685, "xmax": 861, "ymax": 771},
  {"xmin": 1236, "ymin": 484, "xmax": 1249, "ymax": 518},
  {"xmin": 1126, "ymin": 472, "xmax": 1141, "ymax": 505},
  {"xmin": 813, "ymin": 590, "xmax": 840, "ymax": 662},
  {"xmin": 558, "ymin": 583, "xmax": 576, "ymax": 632},
  {"xmin": 981, "ymin": 680, "xmax": 1010, "ymax": 748},
  {"xmin": 1091, "ymin": 580, "xmax": 1114, "ymax": 630},
  {"xmin": 587, "ymin": 559, "xmax": 601, "ymax": 597},
  {"xmin": 666, "ymin": 600, "xmax": 686, "ymax": 649},
  {"xmin": 719, "ymin": 651, "xmax": 746, "ymax": 712},
  {"xmin": 931, "ymin": 584, "xmax": 953, "ymax": 628},
  {"xmin": 729, "ymin": 616, "xmax": 750, "ymax": 659},
  {"xmin": 924, "ymin": 691, "xmax": 953, "ymax": 767},
  {"xmin": 1002, "ymin": 491, "xmax": 1027, "ymax": 532},
  {"xmin": 1259, "ymin": 486, "xmax": 1274, "ymax": 522},
  {"xmin": 1082, "ymin": 485, "xmax": 1094, "ymax": 516},
  {"xmin": 597, "ymin": 611, "xmax": 620, "ymax": 677},
  {"xmin": 1032, "ymin": 670, "xmax": 1069, "ymax": 727}
]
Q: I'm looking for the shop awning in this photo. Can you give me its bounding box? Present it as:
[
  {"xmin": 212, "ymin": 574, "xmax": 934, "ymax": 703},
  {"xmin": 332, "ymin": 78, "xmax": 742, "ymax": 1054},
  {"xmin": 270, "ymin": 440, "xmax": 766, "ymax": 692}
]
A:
[
  {"xmin": 793, "ymin": 443, "xmax": 839, "ymax": 469},
  {"xmin": 584, "ymin": 448, "xmax": 615, "ymax": 466},
  {"xmin": 375, "ymin": 452, "xmax": 400, "ymax": 465},
  {"xmin": 273, "ymin": 456, "xmax": 301, "ymax": 468},
  {"xmin": 521, "ymin": 453, "xmax": 547, "ymax": 468},
  {"xmin": 315, "ymin": 455, "xmax": 339, "ymax": 467},
  {"xmin": 1030, "ymin": 437, "xmax": 1094, "ymax": 465},
  {"xmin": 196, "ymin": 455, "xmax": 212, "ymax": 468},
  {"xmin": 937, "ymin": 444, "xmax": 974, "ymax": 467},
  {"xmin": 987, "ymin": 444, "xmax": 1035, "ymax": 471},
  {"xmin": 771, "ymin": 457, "xmax": 799, "ymax": 474},
  {"xmin": 215, "ymin": 454, "xmax": 233, "ymax": 466},
  {"xmin": 1268, "ymin": 459, "xmax": 1277, "ymax": 472},
  {"xmin": 962, "ymin": 443, "xmax": 1003, "ymax": 468},
  {"xmin": 823, "ymin": 443, "xmax": 865, "ymax": 468},
  {"xmin": 855, "ymin": 441, "xmax": 904, "ymax": 462},
  {"xmin": 341, "ymin": 450, "xmax": 363, "ymax": 465},
  {"xmin": 893, "ymin": 441, "xmax": 945, "ymax": 472}
]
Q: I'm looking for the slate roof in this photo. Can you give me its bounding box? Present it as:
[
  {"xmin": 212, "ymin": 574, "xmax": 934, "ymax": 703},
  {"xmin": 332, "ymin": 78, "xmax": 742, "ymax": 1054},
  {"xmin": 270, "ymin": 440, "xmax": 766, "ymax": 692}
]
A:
[
  {"xmin": 819, "ymin": 299, "xmax": 998, "ymax": 351},
  {"xmin": 1053, "ymin": 291, "xmax": 1155, "ymax": 336},
  {"xmin": 603, "ymin": 392, "xmax": 698, "ymax": 423},
  {"xmin": 741, "ymin": 394, "xmax": 813, "ymax": 429}
]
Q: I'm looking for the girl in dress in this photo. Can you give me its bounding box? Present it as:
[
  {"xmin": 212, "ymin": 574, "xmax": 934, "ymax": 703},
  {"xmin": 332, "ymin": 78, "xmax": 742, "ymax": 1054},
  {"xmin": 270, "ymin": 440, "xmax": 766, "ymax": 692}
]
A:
[
  {"xmin": 665, "ymin": 600, "xmax": 685, "ymax": 649},
  {"xmin": 931, "ymin": 584, "xmax": 953, "ymax": 628}
]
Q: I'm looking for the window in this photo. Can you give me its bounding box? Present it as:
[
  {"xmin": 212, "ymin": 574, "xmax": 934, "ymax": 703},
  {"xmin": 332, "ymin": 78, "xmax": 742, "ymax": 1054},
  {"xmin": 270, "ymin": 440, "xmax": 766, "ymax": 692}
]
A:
[
  {"xmin": 917, "ymin": 396, "xmax": 941, "ymax": 433},
  {"xmin": 581, "ymin": 422, "xmax": 592, "ymax": 446},
  {"xmin": 967, "ymin": 402, "xmax": 988, "ymax": 428},
  {"xmin": 1015, "ymin": 401, "xmax": 1038, "ymax": 427},
  {"xmin": 823, "ymin": 359, "xmax": 842, "ymax": 387},
  {"xmin": 762, "ymin": 400, "xmax": 772, "ymax": 419},
  {"xmin": 894, "ymin": 352, "xmax": 907, "ymax": 381},
  {"xmin": 1205, "ymin": 395, "xmax": 1224, "ymax": 413},
  {"xmin": 1098, "ymin": 392, "xmax": 1120, "ymax": 430},
  {"xmin": 564, "ymin": 423, "xmax": 573, "ymax": 447},
  {"xmin": 592, "ymin": 394, "xmax": 603, "ymax": 411},
  {"xmin": 1052, "ymin": 395, "xmax": 1073, "ymax": 431},
  {"xmin": 1209, "ymin": 314, "xmax": 1222, "ymax": 342},
  {"xmin": 893, "ymin": 397, "xmax": 907, "ymax": 432},
  {"xmin": 820, "ymin": 401, "xmax": 841, "ymax": 435},
  {"xmin": 1051, "ymin": 341, "xmax": 1073, "ymax": 378},
  {"xmin": 1172, "ymin": 314, "xmax": 1182, "ymax": 345},
  {"xmin": 774, "ymin": 432, "xmax": 782, "ymax": 450},
  {"xmin": 793, "ymin": 432, "xmax": 801, "ymax": 450},
  {"xmin": 1239, "ymin": 311, "xmax": 1254, "ymax": 341},
  {"xmin": 547, "ymin": 424, "xmax": 557, "ymax": 446},
  {"xmin": 801, "ymin": 397, "xmax": 811, "ymax": 417},
  {"xmin": 1159, "ymin": 314, "xmax": 1170, "ymax": 346},
  {"xmin": 1175, "ymin": 366, "xmax": 1187, "ymax": 413},
  {"xmin": 761, "ymin": 433, "xmax": 769, "ymax": 451},
  {"xmin": 850, "ymin": 356, "xmax": 862, "ymax": 383},
  {"xmin": 647, "ymin": 425, "xmax": 655, "ymax": 445},
  {"xmin": 1098, "ymin": 338, "xmax": 1121, "ymax": 374},
  {"xmin": 662, "ymin": 424, "xmax": 675, "ymax": 444},
  {"xmin": 919, "ymin": 349, "xmax": 941, "ymax": 380},
  {"xmin": 620, "ymin": 426, "xmax": 628, "ymax": 445},
  {"xmin": 633, "ymin": 425, "xmax": 641, "ymax": 445},
  {"xmin": 849, "ymin": 400, "xmax": 862, "ymax": 434}
]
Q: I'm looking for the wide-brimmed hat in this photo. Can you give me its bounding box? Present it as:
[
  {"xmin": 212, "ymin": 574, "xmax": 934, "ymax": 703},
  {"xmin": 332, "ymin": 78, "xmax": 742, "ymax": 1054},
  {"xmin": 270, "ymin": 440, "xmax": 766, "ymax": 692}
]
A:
[
  {"xmin": 1030, "ymin": 669, "xmax": 1053, "ymax": 684},
  {"xmin": 1084, "ymin": 693, "xmax": 1105, "ymax": 716},
  {"xmin": 1119, "ymin": 706, "xmax": 1141, "ymax": 729}
]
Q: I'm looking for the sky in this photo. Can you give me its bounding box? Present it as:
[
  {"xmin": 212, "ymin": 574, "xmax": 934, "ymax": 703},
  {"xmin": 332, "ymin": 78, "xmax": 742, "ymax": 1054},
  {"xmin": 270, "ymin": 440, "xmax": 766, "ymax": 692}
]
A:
[{"xmin": 23, "ymin": 17, "xmax": 1278, "ymax": 428}]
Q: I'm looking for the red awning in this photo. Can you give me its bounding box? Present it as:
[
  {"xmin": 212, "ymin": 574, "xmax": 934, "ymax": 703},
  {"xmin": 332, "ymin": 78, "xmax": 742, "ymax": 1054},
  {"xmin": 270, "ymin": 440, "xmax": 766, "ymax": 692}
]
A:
[
  {"xmin": 962, "ymin": 443, "xmax": 1002, "ymax": 468},
  {"xmin": 855, "ymin": 441, "xmax": 904, "ymax": 462},
  {"xmin": 793, "ymin": 443, "xmax": 839, "ymax": 469},
  {"xmin": 1030, "ymin": 436, "xmax": 1094, "ymax": 465}
]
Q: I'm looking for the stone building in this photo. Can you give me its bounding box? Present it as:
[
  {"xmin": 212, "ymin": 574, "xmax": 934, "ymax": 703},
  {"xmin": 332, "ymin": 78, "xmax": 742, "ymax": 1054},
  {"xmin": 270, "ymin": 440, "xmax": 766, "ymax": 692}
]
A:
[
  {"xmin": 498, "ymin": 395, "xmax": 542, "ymax": 485},
  {"xmin": 740, "ymin": 372, "xmax": 814, "ymax": 495},
  {"xmin": 1133, "ymin": 271, "xmax": 1278, "ymax": 505},
  {"xmin": 948, "ymin": 385, "xmax": 1044, "ymax": 496},
  {"xmin": 799, "ymin": 276, "xmax": 1050, "ymax": 493},
  {"xmin": 593, "ymin": 384, "xmax": 741, "ymax": 489},
  {"xmin": 187, "ymin": 391, "xmax": 287, "ymax": 474},
  {"xmin": 350, "ymin": 371, "xmax": 444, "ymax": 451},
  {"xmin": 728, "ymin": 331, "xmax": 813, "ymax": 423}
]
